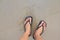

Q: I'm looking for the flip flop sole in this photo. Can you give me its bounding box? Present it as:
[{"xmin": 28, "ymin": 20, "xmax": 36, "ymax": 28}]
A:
[
  {"xmin": 24, "ymin": 16, "xmax": 33, "ymax": 36},
  {"xmin": 33, "ymin": 20, "xmax": 47, "ymax": 39}
]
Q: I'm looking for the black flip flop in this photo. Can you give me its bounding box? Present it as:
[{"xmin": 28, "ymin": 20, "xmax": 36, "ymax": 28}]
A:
[
  {"xmin": 24, "ymin": 16, "xmax": 33, "ymax": 36},
  {"xmin": 33, "ymin": 20, "xmax": 47, "ymax": 38}
]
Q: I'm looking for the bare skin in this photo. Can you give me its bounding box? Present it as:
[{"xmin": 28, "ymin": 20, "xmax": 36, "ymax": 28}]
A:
[
  {"xmin": 20, "ymin": 17, "xmax": 47, "ymax": 40},
  {"xmin": 33, "ymin": 20, "xmax": 47, "ymax": 40},
  {"xmin": 20, "ymin": 18, "xmax": 31, "ymax": 40}
]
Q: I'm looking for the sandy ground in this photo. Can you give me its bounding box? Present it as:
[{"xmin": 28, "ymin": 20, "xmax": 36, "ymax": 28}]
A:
[{"xmin": 0, "ymin": 0, "xmax": 60, "ymax": 40}]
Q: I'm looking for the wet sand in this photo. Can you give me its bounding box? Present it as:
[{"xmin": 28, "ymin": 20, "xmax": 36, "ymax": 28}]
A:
[{"xmin": 0, "ymin": 0, "xmax": 60, "ymax": 40}]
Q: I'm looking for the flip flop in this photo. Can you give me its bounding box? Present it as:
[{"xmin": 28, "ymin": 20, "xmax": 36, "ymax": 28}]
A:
[
  {"xmin": 24, "ymin": 16, "xmax": 33, "ymax": 36},
  {"xmin": 33, "ymin": 20, "xmax": 47, "ymax": 38}
]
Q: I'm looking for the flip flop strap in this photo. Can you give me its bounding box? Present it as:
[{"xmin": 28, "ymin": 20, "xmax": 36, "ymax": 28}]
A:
[{"xmin": 24, "ymin": 20, "xmax": 31, "ymax": 31}]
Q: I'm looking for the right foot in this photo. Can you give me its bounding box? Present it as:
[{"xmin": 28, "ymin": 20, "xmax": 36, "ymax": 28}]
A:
[{"xmin": 33, "ymin": 20, "xmax": 47, "ymax": 38}]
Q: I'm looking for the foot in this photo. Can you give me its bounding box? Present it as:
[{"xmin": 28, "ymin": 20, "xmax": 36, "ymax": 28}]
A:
[
  {"xmin": 33, "ymin": 20, "xmax": 47, "ymax": 38},
  {"xmin": 24, "ymin": 16, "xmax": 33, "ymax": 36}
]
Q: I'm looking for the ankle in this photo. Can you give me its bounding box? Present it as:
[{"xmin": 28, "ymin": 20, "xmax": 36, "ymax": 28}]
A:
[
  {"xmin": 34, "ymin": 33, "xmax": 40, "ymax": 38},
  {"xmin": 25, "ymin": 31, "xmax": 30, "ymax": 36}
]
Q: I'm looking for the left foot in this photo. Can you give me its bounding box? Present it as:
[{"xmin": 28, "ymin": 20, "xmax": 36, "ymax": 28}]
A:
[{"xmin": 24, "ymin": 16, "xmax": 33, "ymax": 36}]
